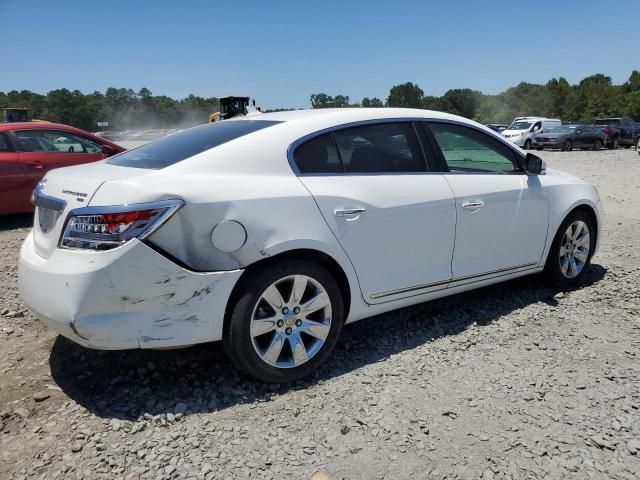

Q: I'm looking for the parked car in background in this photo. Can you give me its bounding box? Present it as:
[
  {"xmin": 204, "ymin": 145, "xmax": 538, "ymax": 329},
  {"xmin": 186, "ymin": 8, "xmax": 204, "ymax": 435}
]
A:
[
  {"xmin": 19, "ymin": 109, "xmax": 601, "ymax": 383},
  {"xmin": 501, "ymin": 117, "xmax": 562, "ymax": 149},
  {"xmin": 533, "ymin": 124, "xmax": 604, "ymax": 151},
  {"xmin": 592, "ymin": 118, "xmax": 638, "ymax": 149},
  {"xmin": 0, "ymin": 122, "xmax": 124, "ymax": 215},
  {"xmin": 485, "ymin": 124, "xmax": 508, "ymax": 133}
]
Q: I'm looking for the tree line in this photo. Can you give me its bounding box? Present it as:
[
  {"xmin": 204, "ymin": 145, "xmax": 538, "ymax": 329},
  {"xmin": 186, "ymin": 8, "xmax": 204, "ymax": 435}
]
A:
[
  {"xmin": 0, "ymin": 88, "xmax": 220, "ymax": 132},
  {"xmin": 2, "ymin": 71, "xmax": 639, "ymax": 132},
  {"xmin": 310, "ymin": 71, "xmax": 640, "ymax": 124}
]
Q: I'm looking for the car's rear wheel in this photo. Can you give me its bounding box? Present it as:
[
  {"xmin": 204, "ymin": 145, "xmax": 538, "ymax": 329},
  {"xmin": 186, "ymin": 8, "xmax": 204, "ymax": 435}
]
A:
[
  {"xmin": 610, "ymin": 137, "xmax": 619, "ymax": 149},
  {"xmin": 223, "ymin": 260, "xmax": 344, "ymax": 383},
  {"xmin": 561, "ymin": 140, "xmax": 572, "ymax": 152},
  {"xmin": 591, "ymin": 139, "xmax": 601, "ymax": 151},
  {"xmin": 544, "ymin": 210, "xmax": 594, "ymax": 288}
]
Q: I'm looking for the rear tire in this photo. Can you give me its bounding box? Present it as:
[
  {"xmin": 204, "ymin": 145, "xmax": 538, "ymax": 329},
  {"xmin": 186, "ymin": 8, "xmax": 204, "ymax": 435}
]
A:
[
  {"xmin": 223, "ymin": 260, "xmax": 344, "ymax": 383},
  {"xmin": 544, "ymin": 210, "xmax": 594, "ymax": 288},
  {"xmin": 610, "ymin": 137, "xmax": 619, "ymax": 149}
]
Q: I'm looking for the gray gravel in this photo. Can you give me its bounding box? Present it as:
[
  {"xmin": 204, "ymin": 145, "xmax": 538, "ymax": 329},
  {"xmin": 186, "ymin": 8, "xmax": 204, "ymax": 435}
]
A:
[{"xmin": 1, "ymin": 148, "xmax": 639, "ymax": 480}]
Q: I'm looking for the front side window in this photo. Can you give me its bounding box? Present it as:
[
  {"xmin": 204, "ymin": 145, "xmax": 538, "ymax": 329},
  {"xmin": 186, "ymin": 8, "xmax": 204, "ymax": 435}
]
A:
[
  {"xmin": 13, "ymin": 130, "xmax": 102, "ymax": 154},
  {"xmin": 334, "ymin": 122, "xmax": 425, "ymax": 173},
  {"xmin": 428, "ymin": 122, "xmax": 521, "ymax": 174}
]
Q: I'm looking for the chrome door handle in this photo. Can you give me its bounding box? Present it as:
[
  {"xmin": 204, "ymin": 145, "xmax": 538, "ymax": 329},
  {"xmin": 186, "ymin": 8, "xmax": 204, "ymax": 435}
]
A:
[
  {"xmin": 462, "ymin": 200, "xmax": 485, "ymax": 211},
  {"xmin": 334, "ymin": 208, "xmax": 366, "ymax": 219}
]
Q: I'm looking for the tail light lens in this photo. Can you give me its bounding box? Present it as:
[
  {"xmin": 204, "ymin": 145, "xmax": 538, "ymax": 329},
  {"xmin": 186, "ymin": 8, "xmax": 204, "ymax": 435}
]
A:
[{"xmin": 59, "ymin": 199, "xmax": 184, "ymax": 250}]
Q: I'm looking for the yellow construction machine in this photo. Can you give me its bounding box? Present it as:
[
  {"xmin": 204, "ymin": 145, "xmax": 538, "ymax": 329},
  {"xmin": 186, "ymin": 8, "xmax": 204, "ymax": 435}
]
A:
[
  {"xmin": 208, "ymin": 96, "xmax": 260, "ymax": 123},
  {"xmin": 1, "ymin": 107, "xmax": 48, "ymax": 123}
]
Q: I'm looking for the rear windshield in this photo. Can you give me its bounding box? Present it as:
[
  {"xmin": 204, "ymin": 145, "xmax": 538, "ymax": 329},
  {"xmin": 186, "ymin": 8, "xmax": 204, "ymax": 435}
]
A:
[{"xmin": 107, "ymin": 120, "xmax": 281, "ymax": 169}]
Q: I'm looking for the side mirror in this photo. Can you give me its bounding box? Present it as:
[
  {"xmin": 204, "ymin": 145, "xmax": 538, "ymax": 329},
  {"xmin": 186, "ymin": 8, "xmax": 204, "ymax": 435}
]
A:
[
  {"xmin": 576, "ymin": 129, "xmax": 582, "ymax": 135},
  {"xmin": 101, "ymin": 144, "xmax": 115, "ymax": 156},
  {"xmin": 526, "ymin": 153, "xmax": 546, "ymax": 174}
]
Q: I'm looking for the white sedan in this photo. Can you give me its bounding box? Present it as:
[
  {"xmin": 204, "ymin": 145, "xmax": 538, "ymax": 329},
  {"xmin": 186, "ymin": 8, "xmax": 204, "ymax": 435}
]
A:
[{"xmin": 19, "ymin": 109, "xmax": 601, "ymax": 383}]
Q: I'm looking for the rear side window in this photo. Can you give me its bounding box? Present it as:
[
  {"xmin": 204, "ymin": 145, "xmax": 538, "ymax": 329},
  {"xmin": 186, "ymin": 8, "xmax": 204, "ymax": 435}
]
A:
[
  {"xmin": 294, "ymin": 133, "xmax": 342, "ymax": 173},
  {"xmin": 428, "ymin": 122, "xmax": 521, "ymax": 174},
  {"xmin": 334, "ymin": 122, "xmax": 425, "ymax": 173},
  {"xmin": 108, "ymin": 120, "xmax": 281, "ymax": 169},
  {"xmin": 0, "ymin": 133, "xmax": 12, "ymax": 152}
]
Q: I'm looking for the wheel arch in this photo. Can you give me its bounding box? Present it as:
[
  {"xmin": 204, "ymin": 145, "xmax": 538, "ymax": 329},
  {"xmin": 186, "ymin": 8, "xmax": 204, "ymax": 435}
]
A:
[
  {"xmin": 570, "ymin": 204, "xmax": 598, "ymax": 250},
  {"xmin": 544, "ymin": 201, "xmax": 600, "ymax": 265},
  {"xmin": 224, "ymin": 248, "xmax": 355, "ymax": 333}
]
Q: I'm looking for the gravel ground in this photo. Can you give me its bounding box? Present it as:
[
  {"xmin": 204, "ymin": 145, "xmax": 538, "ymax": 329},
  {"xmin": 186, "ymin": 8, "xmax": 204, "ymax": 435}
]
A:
[{"xmin": 1, "ymin": 149, "xmax": 639, "ymax": 480}]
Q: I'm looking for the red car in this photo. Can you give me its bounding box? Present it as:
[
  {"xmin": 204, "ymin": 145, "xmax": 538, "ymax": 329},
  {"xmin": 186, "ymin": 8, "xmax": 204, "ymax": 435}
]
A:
[{"xmin": 0, "ymin": 122, "xmax": 124, "ymax": 215}]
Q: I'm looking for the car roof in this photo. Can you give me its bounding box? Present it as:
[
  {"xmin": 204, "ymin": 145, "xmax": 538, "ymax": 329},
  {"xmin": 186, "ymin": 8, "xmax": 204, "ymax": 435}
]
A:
[
  {"xmin": 158, "ymin": 108, "xmax": 520, "ymax": 177},
  {"xmin": 0, "ymin": 122, "xmax": 87, "ymax": 133},
  {"xmin": 257, "ymin": 107, "xmax": 464, "ymax": 124}
]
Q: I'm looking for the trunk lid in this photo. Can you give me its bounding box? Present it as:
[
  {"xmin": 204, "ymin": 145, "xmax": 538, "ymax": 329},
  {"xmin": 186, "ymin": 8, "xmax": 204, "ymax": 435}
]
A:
[{"xmin": 32, "ymin": 161, "xmax": 150, "ymax": 259}]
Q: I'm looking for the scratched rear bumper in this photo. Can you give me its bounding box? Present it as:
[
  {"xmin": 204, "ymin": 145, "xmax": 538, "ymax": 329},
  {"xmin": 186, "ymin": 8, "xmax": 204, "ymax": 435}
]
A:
[{"xmin": 19, "ymin": 233, "xmax": 243, "ymax": 349}]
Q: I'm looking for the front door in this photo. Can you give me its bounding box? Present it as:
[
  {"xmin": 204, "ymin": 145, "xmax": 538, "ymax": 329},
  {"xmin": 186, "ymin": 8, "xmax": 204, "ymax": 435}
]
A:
[
  {"xmin": 293, "ymin": 122, "xmax": 456, "ymax": 303},
  {"xmin": 0, "ymin": 132, "xmax": 32, "ymax": 215},
  {"xmin": 426, "ymin": 121, "xmax": 549, "ymax": 280}
]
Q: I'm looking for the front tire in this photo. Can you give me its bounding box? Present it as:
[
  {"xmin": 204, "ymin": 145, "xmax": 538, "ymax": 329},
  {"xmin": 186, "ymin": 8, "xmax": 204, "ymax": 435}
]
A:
[
  {"xmin": 523, "ymin": 139, "xmax": 531, "ymax": 150},
  {"xmin": 544, "ymin": 210, "xmax": 594, "ymax": 288},
  {"xmin": 561, "ymin": 140, "xmax": 572, "ymax": 152},
  {"xmin": 223, "ymin": 260, "xmax": 344, "ymax": 383},
  {"xmin": 610, "ymin": 137, "xmax": 619, "ymax": 149}
]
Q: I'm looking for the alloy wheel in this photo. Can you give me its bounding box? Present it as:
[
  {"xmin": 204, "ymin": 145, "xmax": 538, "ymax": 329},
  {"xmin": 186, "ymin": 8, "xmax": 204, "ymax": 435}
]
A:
[
  {"xmin": 250, "ymin": 275, "xmax": 332, "ymax": 368},
  {"xmin": 559, "ymin": 220, "xmax": 590, "ymax": 279}
]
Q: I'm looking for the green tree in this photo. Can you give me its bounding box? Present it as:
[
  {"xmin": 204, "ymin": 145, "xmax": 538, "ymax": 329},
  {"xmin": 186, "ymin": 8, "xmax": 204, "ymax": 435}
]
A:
[
  {"xmin": 310, "ymin": 93, "xmax": 334, "ymax": 108},
  {"xmin": 439, "ymin": 88, "xmax": 483, "ymax": 119},
  {"xmin": 386, "ymin": 82, "xmax": 423, "ymax": 108},
  {"xmin": 362, "ymin": 97, "xmax": 383, "ymax": 107}
]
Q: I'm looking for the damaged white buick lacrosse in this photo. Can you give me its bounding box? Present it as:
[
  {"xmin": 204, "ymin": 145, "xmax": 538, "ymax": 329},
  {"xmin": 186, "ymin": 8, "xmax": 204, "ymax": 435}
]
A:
[{"xmin": 19, "ymin": 108, "xmax": 601, "ymax": 382}]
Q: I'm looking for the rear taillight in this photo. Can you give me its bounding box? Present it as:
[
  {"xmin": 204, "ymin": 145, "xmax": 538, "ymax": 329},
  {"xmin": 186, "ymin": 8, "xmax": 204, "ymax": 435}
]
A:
[{"xmin": 59, "ymin": 199, "xmax": 184, "ymax": 250}]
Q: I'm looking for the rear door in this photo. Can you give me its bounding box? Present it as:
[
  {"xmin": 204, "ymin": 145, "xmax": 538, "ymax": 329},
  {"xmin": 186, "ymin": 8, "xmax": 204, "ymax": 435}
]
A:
[
  {"xmin": 0, "ymin": 132, "xmax": 32, "ymax": 215},
  {"xmin": 294, "ymin": 121, "xmax": 457, "ymax": 303},
  {"xmin": 425, "ymin": 121, "xmax": 549, "ymax": 280}
]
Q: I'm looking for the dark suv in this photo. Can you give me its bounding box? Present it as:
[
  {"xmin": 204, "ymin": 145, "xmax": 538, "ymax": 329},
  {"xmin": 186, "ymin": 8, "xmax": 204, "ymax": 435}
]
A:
[{"xmin": 592, "ymin": 118, "xmax": 638, "ymax": 148}]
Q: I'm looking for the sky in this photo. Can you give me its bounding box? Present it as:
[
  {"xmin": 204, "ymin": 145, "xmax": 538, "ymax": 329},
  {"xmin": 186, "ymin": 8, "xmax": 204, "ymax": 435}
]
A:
[{"xmin": 3, "ymin": 0, "xmax": 639, "ymax": 110}]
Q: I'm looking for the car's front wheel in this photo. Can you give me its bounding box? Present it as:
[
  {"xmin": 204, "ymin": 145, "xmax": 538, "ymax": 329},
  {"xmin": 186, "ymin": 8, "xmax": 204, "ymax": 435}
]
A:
[
  {"xmin": 223, "ymin": 260, "xmax": 344, "ymax": 383},
  {"xmin": 544, "ymin": 210, "xmax": 594, "ymax": 288}
]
